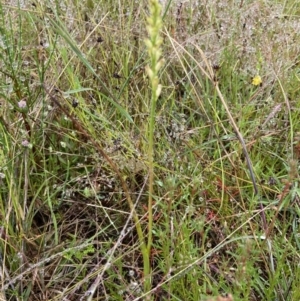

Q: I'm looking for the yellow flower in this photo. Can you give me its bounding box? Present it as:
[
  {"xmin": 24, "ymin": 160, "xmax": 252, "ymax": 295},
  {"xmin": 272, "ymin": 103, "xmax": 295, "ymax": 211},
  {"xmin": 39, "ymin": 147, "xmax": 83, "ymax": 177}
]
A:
[{"xmin": 252, "ymin": 75, "xmax": 262, "ymax": 86}]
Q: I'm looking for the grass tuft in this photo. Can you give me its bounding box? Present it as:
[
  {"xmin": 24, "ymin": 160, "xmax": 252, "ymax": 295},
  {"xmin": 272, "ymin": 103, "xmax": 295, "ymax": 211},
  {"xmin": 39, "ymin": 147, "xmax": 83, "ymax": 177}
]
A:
[{"xmin": 0, "ymin": 0, "xmax": 300, "ymax": 300}]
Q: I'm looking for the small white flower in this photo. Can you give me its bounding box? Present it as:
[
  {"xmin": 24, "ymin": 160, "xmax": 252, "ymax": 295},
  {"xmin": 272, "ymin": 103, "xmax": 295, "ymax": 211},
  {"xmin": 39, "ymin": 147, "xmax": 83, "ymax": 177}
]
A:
[
  {"xmin": 18, "ymin": 100, "xmax": 27, "ymax": 109},
  {"xmin": 60, "ymin": 141, "xmax": 66, "ymax": 148},
  {"xmin": 21, "ymin": 140, "xmax": 32, "ymax": 148}
]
